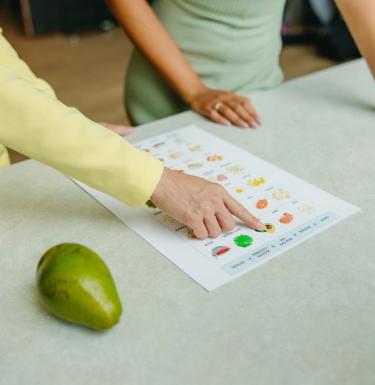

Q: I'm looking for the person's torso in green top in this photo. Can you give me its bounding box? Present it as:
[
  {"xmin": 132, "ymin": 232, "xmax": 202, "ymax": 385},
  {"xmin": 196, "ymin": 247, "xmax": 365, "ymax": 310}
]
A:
[{"xmin": 126, "ymin": 0, "xmax": 286, "ymax": 125}]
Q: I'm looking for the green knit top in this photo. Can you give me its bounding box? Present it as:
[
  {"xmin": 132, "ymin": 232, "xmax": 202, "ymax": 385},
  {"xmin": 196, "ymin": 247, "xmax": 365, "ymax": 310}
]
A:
[{"xmin": 126, "ymin": 0, "xmax": 286, "ymax": 124}]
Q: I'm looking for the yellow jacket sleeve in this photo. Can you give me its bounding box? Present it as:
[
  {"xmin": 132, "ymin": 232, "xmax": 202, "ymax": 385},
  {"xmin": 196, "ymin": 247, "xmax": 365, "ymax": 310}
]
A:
[
  {"xmin": 0, "ymin": 31, "xmax": 163, "ymax": 207},
  {"xmin": 0, "ymin": 28, "xmax": 57, "ymax": 98}
]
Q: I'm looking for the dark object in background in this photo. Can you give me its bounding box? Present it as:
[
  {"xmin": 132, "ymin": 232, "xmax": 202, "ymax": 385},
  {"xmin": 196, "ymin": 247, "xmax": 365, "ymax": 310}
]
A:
[
  {"xmin": 315, "ymin": 15, "xmax": 360, "ymax": 62},
  {"xmin": 20, "ymin": 0, "xmax": 117, "ymax": 36},
  {"xmin": 283, "ymin": 0, "xmax": 360, "ymax": 62}
]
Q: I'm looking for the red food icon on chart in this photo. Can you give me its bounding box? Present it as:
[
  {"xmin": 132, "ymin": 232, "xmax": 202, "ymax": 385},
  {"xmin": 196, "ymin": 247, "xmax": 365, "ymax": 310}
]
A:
[
  {"xmin": 256, "ymin": 199, "xmax": 268, "ymax": 209},
  {"xmin": 216, "ymin": 174, "xmax": 228, "ymax": 182},
  {"xmin": 211, "ymin": 246, "xmax": 230, "ymax": 257},
  {"xmin": 279, "ymin": 212, "xmax": 294, "ymax": 224}
]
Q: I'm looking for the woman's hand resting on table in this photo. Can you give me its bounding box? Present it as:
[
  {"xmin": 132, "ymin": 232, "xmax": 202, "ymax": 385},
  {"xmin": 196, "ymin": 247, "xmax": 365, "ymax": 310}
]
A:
[
  {"xmin": 187, "ymin": 87, "xmax": 261, "ymax": 129},
  {"xmin": 151, "ymin": 168, "xmax": 266, "ymax": 239}
]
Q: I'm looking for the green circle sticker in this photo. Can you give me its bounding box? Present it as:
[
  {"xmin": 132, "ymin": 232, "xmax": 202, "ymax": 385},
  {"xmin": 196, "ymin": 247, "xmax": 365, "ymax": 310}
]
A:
[{"xmin": 233, "ymin": 234, "xmax": 253, "ymax": 248}]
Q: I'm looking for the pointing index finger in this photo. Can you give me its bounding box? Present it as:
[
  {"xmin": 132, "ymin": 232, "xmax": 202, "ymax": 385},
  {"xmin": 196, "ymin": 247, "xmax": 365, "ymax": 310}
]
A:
[{"xmin": 224, "ymin": 194, "xmax": 266, "ymax": 231}]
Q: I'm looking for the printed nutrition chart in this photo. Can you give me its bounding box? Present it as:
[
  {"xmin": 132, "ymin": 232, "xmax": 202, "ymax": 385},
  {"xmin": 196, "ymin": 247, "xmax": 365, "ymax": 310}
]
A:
[{"xmin": 78, "ymin": 125, "xmax": 359, "ymax": 290}]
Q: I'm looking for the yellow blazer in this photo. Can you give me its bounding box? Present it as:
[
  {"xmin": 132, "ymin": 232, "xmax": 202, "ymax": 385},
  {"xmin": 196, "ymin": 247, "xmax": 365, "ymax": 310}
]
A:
[{"xmin": 0, "ymin": 29, "xmax": 163, "ymax": 207}]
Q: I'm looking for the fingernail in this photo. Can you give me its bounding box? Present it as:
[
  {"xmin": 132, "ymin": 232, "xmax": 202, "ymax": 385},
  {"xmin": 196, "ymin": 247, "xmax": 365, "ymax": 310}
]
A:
[
  {"xmin": 223, "ymin": 120, "xmax": 232, "ymax": 126},
  {"xmin": 256, "ymin": 222, "xmax": 267, "ymax": 231},
  {"xmin": 240, "ymin": 122, "xmax": 250, "ymax": 129},
  {"xmin": 250, "ymin": 119, "xmax": 259, "ymax": 128}
]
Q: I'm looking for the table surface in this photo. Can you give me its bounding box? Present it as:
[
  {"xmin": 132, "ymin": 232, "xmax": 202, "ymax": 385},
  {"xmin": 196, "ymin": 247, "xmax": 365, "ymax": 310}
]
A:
[{"xmin": 1, "ymin": 60, "xmax": 374, "ymax": 385}]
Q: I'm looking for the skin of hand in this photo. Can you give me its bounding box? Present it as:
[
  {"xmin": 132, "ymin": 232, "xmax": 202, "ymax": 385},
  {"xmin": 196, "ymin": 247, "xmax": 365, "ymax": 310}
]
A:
[
  {"xmin": 335, "ymin": 0, "xmax": 375, "ymax": 78},
  {"xmin": 188, "ymin": 87, "xmax": 261, "ymax": 128},
  {"xmin": 107, "ymin": 0, "xmax": 261, "ymax": 128},
  {"xmin": 151, "ymin": 168, "xmax": 266, "ymax": 240},
  {"xmin": 101, "ymin": 122, "xmax": 135, "ymax": 136}
]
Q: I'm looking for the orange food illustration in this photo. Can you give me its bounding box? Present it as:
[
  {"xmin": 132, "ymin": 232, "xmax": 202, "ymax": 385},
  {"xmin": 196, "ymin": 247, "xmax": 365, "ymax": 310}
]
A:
[
  {"xmin": 279, "ymin": 212, "xmax": 294, "ymax": 224},
  {"xmin": 207, "ymin": 155, "xmax": 223, "ymax": 161},
  {"xmin": 256, "ymin": 199, "xmax": 268, "ymax": 209}
]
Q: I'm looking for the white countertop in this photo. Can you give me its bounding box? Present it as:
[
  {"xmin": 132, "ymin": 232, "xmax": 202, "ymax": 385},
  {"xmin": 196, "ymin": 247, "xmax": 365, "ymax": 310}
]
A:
[{"xmin": 1, "ymin": 60, "xmax": 374, "ymax": 385}]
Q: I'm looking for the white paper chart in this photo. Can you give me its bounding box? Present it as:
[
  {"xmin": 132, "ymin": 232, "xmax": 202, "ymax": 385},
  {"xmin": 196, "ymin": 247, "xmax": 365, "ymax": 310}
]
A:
[{"xmin": 77, "ymin": 125, "xmax": 359, "ymax": 291}]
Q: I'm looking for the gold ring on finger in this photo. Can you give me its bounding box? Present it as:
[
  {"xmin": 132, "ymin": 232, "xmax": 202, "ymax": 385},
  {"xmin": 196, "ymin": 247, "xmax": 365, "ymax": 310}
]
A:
[{"xmin": 213, "ymin": 102, "xmax": 223, "ymax": 111}]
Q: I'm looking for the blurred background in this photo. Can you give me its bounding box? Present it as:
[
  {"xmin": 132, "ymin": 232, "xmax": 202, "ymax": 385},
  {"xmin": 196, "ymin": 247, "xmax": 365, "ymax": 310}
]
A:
[{"xmin": 0, "ymin": 0, "xmax": 360, "ymax": 163}]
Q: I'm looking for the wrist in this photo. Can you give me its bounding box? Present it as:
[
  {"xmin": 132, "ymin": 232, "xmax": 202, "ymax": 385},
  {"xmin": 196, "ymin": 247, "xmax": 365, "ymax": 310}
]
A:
[
  {"xmin": 150, "ymin": 167, "xmax": 168, "ymax": 203},
  {"xmin": 181, "ymin": 82, "xmax": 208, "ymax": 106}
]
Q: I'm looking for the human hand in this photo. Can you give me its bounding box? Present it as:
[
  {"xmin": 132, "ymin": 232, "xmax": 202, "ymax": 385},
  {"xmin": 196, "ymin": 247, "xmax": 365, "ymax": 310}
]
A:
[
  {"xmin": 150, "ymin": 168, "xmax": 266, "ymax": 239},
  {"xmin": 187, "ymin": 87, "xmax": 261, "ymax": 128},
  {"xmin": 101, "ymin": 122, "xmax": 135, "ymax": 136}
]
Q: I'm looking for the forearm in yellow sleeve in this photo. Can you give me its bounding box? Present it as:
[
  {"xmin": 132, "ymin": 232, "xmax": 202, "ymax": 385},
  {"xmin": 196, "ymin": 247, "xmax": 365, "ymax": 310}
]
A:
[
  {"xmin": 0, "ymin": 65, "xmax": 163, "ymax": 207},
  {"xmin": 0, "ymin": 29, "xmax": 56, "ymax": 98}
]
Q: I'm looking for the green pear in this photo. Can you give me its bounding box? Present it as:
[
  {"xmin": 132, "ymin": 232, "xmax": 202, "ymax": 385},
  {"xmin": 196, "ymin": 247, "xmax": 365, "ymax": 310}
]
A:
[{"xmin": 36, "ymin": 243, "xmax": 122, "ymax": 330}]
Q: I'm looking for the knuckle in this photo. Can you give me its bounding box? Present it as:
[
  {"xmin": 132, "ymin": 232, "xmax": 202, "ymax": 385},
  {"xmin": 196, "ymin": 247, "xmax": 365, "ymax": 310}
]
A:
[
  {"xmin": 234, "ymin": 105, "xmax": 243, "ymax": 114},
  {"xmin": 229, "ymin": 111, "xmax": 239, "ymax": 120},
  {"xmin": 203, "ymin": 105, "xmax": 211, "ymax": 114},
  {"xmin": 210, "ymin": 195, "xmax": 222, "ymax": 207},
  {"xmin": 185, "ymin": 211, "xmax": 200, "ymax": 226},
  {"xmin": 201, "ymin": 205, "xmax": 212, "ymax": 217}
]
